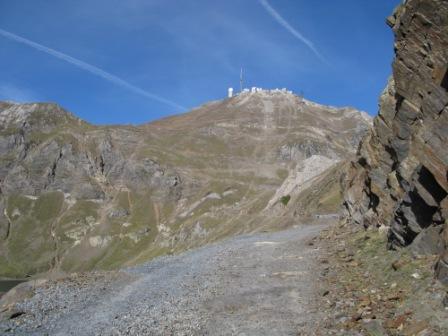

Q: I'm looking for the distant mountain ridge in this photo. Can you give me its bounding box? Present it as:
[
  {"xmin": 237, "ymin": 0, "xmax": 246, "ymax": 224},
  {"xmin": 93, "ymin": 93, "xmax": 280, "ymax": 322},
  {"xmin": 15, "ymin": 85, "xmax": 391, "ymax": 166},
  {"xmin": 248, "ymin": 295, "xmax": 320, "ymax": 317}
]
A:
[{"xmin": 0, "ymin": 91, "xmax": 370, "ymax": 277}]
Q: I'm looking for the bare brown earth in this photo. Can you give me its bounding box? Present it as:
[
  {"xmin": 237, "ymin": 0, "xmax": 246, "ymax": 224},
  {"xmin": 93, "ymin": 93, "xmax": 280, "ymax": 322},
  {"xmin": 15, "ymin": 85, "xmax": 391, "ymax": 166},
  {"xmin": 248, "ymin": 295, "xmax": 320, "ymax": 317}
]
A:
[{"xmin": 315, "ymin": 221, "xmax": 448, "ymax": 335}]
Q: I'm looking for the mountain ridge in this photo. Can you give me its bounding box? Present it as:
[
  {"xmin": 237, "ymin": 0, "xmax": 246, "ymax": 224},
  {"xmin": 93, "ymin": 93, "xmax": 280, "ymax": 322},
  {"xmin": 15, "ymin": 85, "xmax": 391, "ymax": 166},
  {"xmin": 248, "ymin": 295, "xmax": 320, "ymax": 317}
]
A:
[{"xmin": 0, "ymin": 91, "xmax": 370, "ymax": 278}]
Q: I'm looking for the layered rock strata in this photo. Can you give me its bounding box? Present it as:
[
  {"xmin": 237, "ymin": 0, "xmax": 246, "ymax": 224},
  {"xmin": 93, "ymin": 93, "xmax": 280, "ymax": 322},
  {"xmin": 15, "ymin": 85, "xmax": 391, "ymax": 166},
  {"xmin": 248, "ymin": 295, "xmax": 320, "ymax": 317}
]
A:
[{"xmin": 342, "ymin": 0, "xmax": 448, "ymax": 283}]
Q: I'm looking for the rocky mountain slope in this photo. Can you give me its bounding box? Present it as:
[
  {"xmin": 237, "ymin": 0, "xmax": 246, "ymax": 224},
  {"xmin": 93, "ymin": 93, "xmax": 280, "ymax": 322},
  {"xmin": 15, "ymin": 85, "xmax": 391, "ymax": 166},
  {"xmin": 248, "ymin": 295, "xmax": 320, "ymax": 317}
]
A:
[
  {"xmin": 0, "ymin": 91, "xmax": 370, "ymax": 278},
  {"xmin": 342, "ymin": 0, "xmax": 448, "ymax": 283}
]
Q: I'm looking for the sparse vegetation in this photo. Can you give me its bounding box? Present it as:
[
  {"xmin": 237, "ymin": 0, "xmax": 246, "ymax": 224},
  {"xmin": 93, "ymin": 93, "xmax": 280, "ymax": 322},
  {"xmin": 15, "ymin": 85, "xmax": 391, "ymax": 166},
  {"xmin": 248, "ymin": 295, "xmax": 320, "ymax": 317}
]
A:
[
  {"xmin": 276, "ymin": 168, "xmax": 288, "ymax": 180},
  {"xmin": 280, "ymin": 195, "xmax": 291, "ymax": 206},
  {"xmin": 317, "ymin": 223, "xmax": 448, "ymax": 334},
  {"xmin": 0, "ymin": 84, "xmax": 370, "ymax": 278}
]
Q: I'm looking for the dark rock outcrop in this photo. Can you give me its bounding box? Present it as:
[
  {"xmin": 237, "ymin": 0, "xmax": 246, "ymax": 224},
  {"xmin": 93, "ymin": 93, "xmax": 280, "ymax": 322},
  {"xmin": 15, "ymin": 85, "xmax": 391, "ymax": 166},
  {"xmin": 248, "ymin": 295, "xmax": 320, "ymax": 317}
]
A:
[{"xmin": 342, "ymin": 0, "xmax": 448, "ymax": 284}]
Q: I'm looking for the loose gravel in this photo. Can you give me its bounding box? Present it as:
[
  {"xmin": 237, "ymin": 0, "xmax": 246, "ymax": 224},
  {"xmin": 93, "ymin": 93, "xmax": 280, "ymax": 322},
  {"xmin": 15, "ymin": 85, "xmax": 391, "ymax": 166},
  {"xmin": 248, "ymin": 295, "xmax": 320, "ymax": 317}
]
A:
[{"xmin": 0, "ymin": 224, "xmax": 325, "ymax": 335}]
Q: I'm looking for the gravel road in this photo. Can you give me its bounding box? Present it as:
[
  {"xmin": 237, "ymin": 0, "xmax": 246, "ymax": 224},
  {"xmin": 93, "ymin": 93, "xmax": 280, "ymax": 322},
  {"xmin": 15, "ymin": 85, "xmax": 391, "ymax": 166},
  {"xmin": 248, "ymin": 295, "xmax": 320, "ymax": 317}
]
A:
[{"xmin": 1, "ymin": 224, "xmax": 326, "ymax": 335}]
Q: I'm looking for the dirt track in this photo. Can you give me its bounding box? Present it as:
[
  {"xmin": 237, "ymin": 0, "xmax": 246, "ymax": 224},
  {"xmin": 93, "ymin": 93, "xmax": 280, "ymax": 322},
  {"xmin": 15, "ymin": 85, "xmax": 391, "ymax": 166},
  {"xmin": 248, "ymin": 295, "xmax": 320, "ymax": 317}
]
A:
[{"xmin": 1, "ymin": 224, "xmax": 326, "ymax": 335}]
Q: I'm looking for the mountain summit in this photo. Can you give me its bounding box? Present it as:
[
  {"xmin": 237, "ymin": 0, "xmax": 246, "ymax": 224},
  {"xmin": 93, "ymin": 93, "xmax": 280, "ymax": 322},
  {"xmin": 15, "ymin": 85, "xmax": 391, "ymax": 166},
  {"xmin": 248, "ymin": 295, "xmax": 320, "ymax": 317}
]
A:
[{"xmin": 0, "ymin": 92, "xmax": 370, "ymax": 277}]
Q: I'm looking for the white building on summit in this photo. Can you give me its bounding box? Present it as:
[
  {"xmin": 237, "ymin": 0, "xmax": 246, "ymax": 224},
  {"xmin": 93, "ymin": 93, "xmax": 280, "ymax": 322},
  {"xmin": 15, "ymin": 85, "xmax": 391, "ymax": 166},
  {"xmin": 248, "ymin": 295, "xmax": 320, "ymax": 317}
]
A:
[
  {"xmin": 227, "ymin": 69, "xmax": 293, "ymax": 98},
  {"xmin": 227, "ymin": 86, "xmax": 293, "ymax": 97},
  {"xmin": 227, "ymin": 70, "xmax": 294, "ymax": 97}
]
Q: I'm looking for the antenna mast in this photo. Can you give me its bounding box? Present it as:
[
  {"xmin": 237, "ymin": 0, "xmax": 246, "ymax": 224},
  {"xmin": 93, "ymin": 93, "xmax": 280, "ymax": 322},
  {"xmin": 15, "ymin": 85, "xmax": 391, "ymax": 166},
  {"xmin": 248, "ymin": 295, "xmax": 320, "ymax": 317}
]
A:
[{"xmin": 240, "ymin": 67, "xmax": 243, "ymax": 93}]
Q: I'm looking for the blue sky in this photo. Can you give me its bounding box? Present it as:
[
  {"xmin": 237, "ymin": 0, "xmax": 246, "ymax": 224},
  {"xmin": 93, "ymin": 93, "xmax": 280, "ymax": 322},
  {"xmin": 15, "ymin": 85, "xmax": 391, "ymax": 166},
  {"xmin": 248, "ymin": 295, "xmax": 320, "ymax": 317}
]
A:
[{"xmin": 0, "ymin": 0, "xmax": 399, "ymax": 125}]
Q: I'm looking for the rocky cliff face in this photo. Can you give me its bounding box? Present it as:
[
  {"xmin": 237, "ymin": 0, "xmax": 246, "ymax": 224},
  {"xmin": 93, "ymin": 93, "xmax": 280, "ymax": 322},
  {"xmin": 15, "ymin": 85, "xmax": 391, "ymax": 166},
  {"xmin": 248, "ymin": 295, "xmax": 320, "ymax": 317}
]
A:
[
  {"xmin": 0, "ymin": 91, "xmax": 370, "ymax": 278},
  {"xmin": 342, "ymin": 0, "xmax": 448, "ymax": 284}
]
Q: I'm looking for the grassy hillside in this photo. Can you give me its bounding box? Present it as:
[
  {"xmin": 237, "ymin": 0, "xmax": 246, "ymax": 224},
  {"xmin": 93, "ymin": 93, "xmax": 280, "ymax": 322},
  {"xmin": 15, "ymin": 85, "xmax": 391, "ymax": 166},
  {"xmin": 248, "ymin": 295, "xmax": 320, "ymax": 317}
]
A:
[{"xmin": 0, "ymin": 93, "xmax": 370, "ymax": 277}]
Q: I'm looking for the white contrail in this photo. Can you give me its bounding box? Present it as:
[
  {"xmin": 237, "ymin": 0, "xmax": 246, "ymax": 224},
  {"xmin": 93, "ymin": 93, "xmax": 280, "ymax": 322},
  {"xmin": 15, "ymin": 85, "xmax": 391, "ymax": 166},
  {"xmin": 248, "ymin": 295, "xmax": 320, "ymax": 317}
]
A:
[
  {"xmin": 258, "ymin": 0, "xmax": 327, "ymax": 64},
  {"xmin": 0, "ymin": 28, "xmax": 186, "ymax": 111}
]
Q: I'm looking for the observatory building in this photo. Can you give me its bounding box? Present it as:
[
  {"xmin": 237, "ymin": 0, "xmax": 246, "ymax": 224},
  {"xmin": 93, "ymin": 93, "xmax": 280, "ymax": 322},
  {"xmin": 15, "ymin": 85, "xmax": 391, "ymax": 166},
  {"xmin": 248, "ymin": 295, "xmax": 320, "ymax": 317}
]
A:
[
  {"xmin": 227, "ymin": 86, "xmax": 293, "ymax": 97},
  {"xmin": 227, "ymin": 69, "xmax": 294, "ymax": 97}
]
